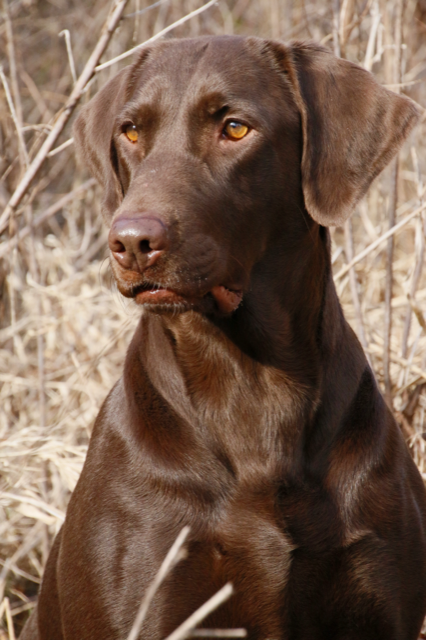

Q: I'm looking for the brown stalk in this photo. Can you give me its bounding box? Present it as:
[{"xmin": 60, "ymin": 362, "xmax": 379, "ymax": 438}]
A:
[
  {"xmin": 125, "ymin": 526, "xmax": 245, "ymax": 640},
  {"xmin": 165, "ymin": 584, "xmax": 236, "ymax": 640},
  {"xmin": 300, "ymin": 0, "xmax": 314, "ymax": 38},
  {"xmin": 0, "ymin": 0, "xmax": 131, "ymax": 235},
  {"xmin": 367, "ymin": 343, "xmax": 426, "ymax": 384},
  {"xmin": 126, "ymin": 527, "xmax": 190, "ymax": 640},
  {"xmin": 400, "ymin": 147, "xmax": 425, "ymax": 359},
  {"xmin": 344, "ymin": 218, "xmax": 369, "ymax": 353},
  {"xmin": 334, "ymin": 204, "xmax": 426, "ymax": 281},
  {"xmin": 0, "ymin": 66, "xmax": 29, "ymax": 171},
  {"xmin": 3, "ymin": 0, "xmax": 23, "ymax": 126},
  {"xmin": 332, "ymin": 0, "xmax": 341, "ymax": 57},
  {"xmin": 95, "ymin": 0, "xmax": 219, "ymax": 72},
  {"xmin": 24, "ymin": 202, "xmax": 46, "ymax": 428},
  {"xmin": 384, "ymin": 159, "xmax": 399, "ymax": 405},
  {"xmin": 339, "ymin": 0, "xmax": 355, "ymax": 54},
  {"xmin": 5, "ymin": 597, "xmax": 16, "ymax": 640},
  {"xmin": 0, "ymin": 179, "xmax": 96, "ymax": 260},
  {"xmin": 332, "ymin": 0, "xmax": 368, "ymax": 354},
  {"xmin": 190, "ymin": 631, "xmax": 246, "ymax": 638},
  {"xmin": 383, "ymin": 0, "xmax": 405, "ymax": 407}
]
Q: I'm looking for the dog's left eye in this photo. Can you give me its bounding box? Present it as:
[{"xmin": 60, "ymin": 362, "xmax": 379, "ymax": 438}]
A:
[
  {"xmin": 124, "ymin": 124, "xmax": 138, "ymax": 143},
  {"xmin": 224, "ymin": 121, "xmax": 249, "ymax": 140}
]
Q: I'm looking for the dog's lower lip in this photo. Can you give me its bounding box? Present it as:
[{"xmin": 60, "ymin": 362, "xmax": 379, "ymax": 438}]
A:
[
  {"xmin": 134, "ymin": 287, "xmax": 187, "ymax": 305},
  {"xmin": 133, "ymin": 283, "xmax": 243, "ymax": 312}
]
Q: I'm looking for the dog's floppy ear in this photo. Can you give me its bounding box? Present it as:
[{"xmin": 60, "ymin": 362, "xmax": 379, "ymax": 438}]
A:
[
  {"xmin": 73, "ymin": 69, "xmax": 131, "ymax": 220},
  {"xmin": 275, "ymin": 41, "xmax": 420, "ymax": 226}
]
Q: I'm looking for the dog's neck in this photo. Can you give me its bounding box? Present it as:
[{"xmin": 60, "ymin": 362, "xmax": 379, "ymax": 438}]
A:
[
  {"xmin": 161, "ymin": 223, "xmax": 332, "ymax": 392},
  {"xmin": 124, "ymin": 223, "xmax": 367, "ymax": 479}
]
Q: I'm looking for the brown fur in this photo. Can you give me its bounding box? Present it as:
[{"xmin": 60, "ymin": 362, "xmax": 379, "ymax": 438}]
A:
[{"xmin": 21, "ymin": 36, "xmax": 426, "ymax": 640}]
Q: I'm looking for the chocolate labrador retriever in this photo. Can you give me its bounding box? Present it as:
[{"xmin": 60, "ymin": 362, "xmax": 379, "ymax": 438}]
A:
[{"xmin": 21, "ymin": 36, "xmax": 426, "ymax": 640}]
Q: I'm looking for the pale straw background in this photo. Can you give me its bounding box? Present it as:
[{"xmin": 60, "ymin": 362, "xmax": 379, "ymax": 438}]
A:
[{"xmin": 1, "ymin": 0, "xmax": 426, "ymax": 637}]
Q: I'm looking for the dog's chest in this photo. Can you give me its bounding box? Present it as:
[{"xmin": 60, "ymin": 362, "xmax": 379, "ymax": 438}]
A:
[
  {"xmin": 171, "ymin": 325, "xmax": 308, "ymax": 473},
  {"xmin": 200, "ymin": 495, "xmax": 295, "ymax": 634},
  {"xmin": 151, "ymin": 478, "xmax": 294, "ymax": 634}
]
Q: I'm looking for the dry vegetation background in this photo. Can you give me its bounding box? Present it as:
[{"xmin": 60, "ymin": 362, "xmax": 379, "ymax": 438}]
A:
[{"xmin": 1, "ymin": 0, "xmax": 426, "ymax": 636}]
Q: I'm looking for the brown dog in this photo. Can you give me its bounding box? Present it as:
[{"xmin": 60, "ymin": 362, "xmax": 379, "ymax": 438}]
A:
[{"xmin": 21, "ymin": 36, "xmax": 426, "ymax": 640}]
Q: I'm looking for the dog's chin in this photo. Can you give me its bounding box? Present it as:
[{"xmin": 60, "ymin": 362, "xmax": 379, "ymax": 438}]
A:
[{"xmin": 115, "ymin": 279, "xmax": 243, "ymax": 316}]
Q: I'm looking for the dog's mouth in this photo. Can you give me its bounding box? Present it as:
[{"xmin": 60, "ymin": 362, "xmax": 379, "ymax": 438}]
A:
[{"xmin": 133, "ymin": 282, "xmax": 243, "ymax": 314}]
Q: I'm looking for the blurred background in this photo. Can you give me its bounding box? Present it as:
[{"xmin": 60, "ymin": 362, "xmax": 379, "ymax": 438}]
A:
[{"xmin": 1, "ymin": 0, "xmax": 426, "ymax": 636}]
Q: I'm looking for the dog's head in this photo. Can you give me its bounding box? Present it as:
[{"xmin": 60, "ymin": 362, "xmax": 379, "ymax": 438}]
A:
[{"xmin": 74, "ymin": 36, "xmax": 419, "ymax": 315}]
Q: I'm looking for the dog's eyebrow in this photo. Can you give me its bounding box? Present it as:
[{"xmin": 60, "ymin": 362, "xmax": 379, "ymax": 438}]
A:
[
  {"xmin": 128, "ymin": 77, "xmax": 174, "ymax": 106},
  {"xmin": 116, "ymin": 83, "xmax": 172, "ymax": 123},
  {"xmin": 194, "ymin": 91, "xmax": 229, "ymax": 114},
  {"xmin": 188, "ymin": 90, "xmax": 264, "ymax": 123},
  {"xmin": 118, "ymin": 101, "xmax": 158, "ymax": 120}
]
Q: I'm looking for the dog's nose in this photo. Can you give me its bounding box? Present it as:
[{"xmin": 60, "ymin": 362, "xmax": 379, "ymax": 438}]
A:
[{"xmin": 108, "ymin": 216, "xmax": 169, "ymax": 271}]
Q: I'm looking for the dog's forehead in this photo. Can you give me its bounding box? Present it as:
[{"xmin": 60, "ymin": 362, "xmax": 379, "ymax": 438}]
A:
[{"xmin": 130, "ymin": 36, "xmax": 283, "ymax": 104}]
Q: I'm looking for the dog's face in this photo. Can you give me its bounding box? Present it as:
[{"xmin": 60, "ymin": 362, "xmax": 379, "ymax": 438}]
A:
[
  {"xmin": 109, "ymin": 37, "xmax": 303, "ymax": 314},
  {"xmin": 74, "ymin": 36, "xmax": 419, "ymax": 315}
]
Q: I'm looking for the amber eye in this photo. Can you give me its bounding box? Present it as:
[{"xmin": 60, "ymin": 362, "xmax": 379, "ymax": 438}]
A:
[
  {"xmin": 124, "ymin": 124, "xmax": 138, "ymax": 143},
  {"xmin": 224, "ymin": 121, "xmax": 249, "ymax": 140}
]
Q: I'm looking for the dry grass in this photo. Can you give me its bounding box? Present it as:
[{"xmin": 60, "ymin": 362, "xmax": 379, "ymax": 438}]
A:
[{"xmin": 1, "ymin": 0, "xmax": 426, "ymax": 637}]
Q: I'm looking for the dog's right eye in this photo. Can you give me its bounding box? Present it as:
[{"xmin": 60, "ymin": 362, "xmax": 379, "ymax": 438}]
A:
[
  {"xmin": 124, "ymin": 124, "xmax": 138, "ymax": 143},
  {"xmin": 223, "ymin": 121, "xmax": 249, "ymax": 140}
]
